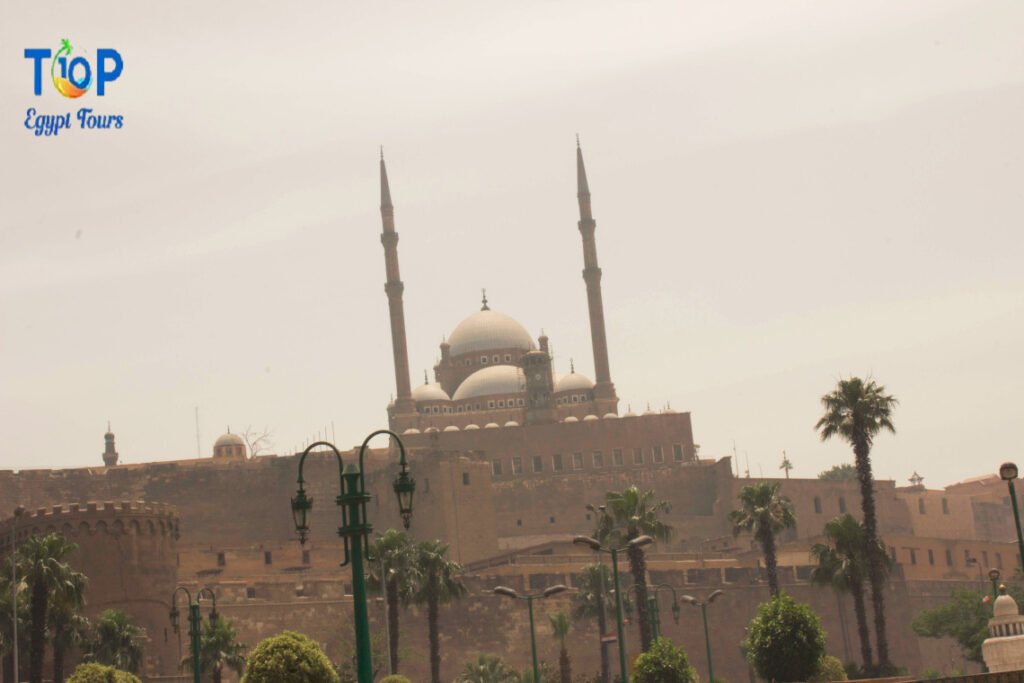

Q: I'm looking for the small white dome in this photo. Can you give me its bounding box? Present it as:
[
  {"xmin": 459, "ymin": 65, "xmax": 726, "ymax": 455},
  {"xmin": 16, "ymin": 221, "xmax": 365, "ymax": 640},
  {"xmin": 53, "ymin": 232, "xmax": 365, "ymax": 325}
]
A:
[
  {"xmin": 554, "ymin": 372, "xmax": 594, "ymax": 393},
  {"xmin": 563, "ymin": 416, "xmax": 579, "ymax": 423},
  {"xmin": 424, "ymin": 427, "xmax": 439, "ymax": 433},
  {"xmin": 603, "ymin": 413, "xmax": 619, "ymax": 419},
  {"xmin": 412, "ymin": 382, "xmax": 450, "ymax": 402},
  {"xmin": 215, "ymin": 432, "xmax": 245, "ymax": 448},
  {"xmin": 443, "ymin": 425, "xmax": 460, "ymax": 432},
  {"xmin": 402, "ymin": 428, "xmax": 421, "ymax": 435},
  {"xmin": 448, "ymin": 309, "xmax": 536, "ymax": 356},
  {"xmin": 484, "ymin": 422, "xmax": 500, "ymax": 429},
  {"xmin": 504, "ymin": 421, "xmax": 520, "ymax": 427},
  {"xmin": 995, "ymin": 593, "xmax": 1020, "ymax": 619},
  {"xmin": 583, "ymin": 414, "xmax": 599, "ymax": 421},
  {"xmin": 464, "ymin": 424, "xmax": 480, "ymax": 430},
  {"xmin": 452, "ymin": 365, "xmax": 526, "ymax": 401}
]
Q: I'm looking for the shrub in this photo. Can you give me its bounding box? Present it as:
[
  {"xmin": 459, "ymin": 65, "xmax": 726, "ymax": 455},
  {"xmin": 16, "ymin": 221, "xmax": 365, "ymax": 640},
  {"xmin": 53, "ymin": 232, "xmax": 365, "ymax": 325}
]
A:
[
  {"xmin": 812, "ymin": 655, "xmax": 848, "ymax": 682},
  {"xmin": 745, "ymin": 593, "xmax": 826, "ymax": 682},
  {"xmin": 241, "ymin": 631, "xmax": 339, "ymax": 683},
  {"xmin": 380, "ymin": 676, "xmax": 412, "ymax": 683},
  {"xmin": 67, "ymin": 663, "xmax": 141, "ymax": 683},
  {"xmin": 632, "ymin": 637, "xmax": 697, "ymax": 683}
]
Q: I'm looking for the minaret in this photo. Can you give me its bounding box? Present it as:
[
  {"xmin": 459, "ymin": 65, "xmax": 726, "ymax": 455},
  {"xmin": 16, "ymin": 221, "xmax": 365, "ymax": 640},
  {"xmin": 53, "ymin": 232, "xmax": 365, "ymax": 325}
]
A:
[
  {"xmin": 102, "ymin": 422, "xmax": 118, "ymax": 467},
  {"xmin": 575, "ymin": 138, "xmax": 618, "ymax": 410},
  {"xmin": 379, "ymin": 150, "xmax": 416, "ymax": 420}
]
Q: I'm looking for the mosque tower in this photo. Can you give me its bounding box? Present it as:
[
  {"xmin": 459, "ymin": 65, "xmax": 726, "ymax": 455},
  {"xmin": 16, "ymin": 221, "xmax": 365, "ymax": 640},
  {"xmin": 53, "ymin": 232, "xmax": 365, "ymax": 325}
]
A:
[
  {"xmin": 576, "ymin": 139, "xmax": 619, "ymax": 414},
  {"xmin": 102, "ymin": 423, "xmax": 118, "ymax": 467}
]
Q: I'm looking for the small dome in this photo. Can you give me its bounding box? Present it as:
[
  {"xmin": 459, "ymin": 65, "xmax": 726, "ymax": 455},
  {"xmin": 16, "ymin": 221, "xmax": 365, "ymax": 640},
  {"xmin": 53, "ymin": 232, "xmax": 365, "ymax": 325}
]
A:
[
  {"xmin": 555, "ymin": 372, "xmax": 595, "ymax": 393},
  {"xmin": 995, "ymin": 593, "xmax": 1020, "ymax": 619},
  {"xmin": 484, "ymin": 422, "xmax": 500, "ymax": 429},
  {"xmin": 443, "ymin": 425, "xmax": 460, "ymax": 432},
  {"xmin": 563, "ymin": 416, "xmax": 579, "ymax": 423},
  {"xmin": 402, "ymin": 428, "xmax": 421, "ymax": 435},
  {"xmin": 504, "ymin": 421, "xmax": 520, "ymax": 427},
  {"xmin": 412, "ymin": 382, "xmax": 450, "ymax": 402},
  {"xmin": 424, "ymin": 427, "xmax": 439, "ymax": 433},
  {"xmin": 583, "ymin": 414, "xmax": 599, "ymax": 421},
  {"xmin": 215, "ymin": 432, "xmax": 245, "ymax": 448},
  {"xmin": 464, "ymin": 424, "xmax": 480, "ymax": 430},
  {"xmin": 448, "ymin": 309, "xmax": 536, "ymax": 356},
  {"xmin": 603, "ymin": 413, "xmax": 619, "ymax": 419},
  {"xmin": 452, "ymin": 365, "xmax": 526, "ymax": 401}
]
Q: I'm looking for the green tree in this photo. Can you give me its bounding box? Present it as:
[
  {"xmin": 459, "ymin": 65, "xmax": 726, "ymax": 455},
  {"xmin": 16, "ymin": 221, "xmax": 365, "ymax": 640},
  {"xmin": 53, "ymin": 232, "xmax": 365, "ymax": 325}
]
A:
[
  {"xmin": 745, "ymin": 594, "xmax": 826, "ymax": 683},
  {"xmin": 910, "ymin": 586, "xmax": 1024, "ymax": 664},
  {"xmin": 182, "ymin": 617, "xmax": 246, "ymax": 683},
  {"xmin": 0, "ymin": 564, "xmax": 29, "ymax": 683},
  {"xmin": 812, "ymin": 655, "xmax": 848, "ymax": 682},
  {"xmin": 66, "ymin": 662, "xmax": 141, "ymax": 683},
  {"xmin": 632, "ymin": 637, "xmax": 697, "ymax": 683},
  {"xmin": 87, "ymin": 609, "xmax": 145, "ymax": 674},
  {"xmin": 50, "ymin": 606, "xmax": 89, "ymax": 683},
  {"xmin": 550, "ymin": 612, "xmax": 572, "ymax": 683},
  {"xmin": 571, "ymin": 563, "xmax": 615, "ymax": 683},
  {"xmin": 17, "ymin": 533, "xmax": 87, "ymax": 683},
  {"xmin": 729, "ymin": 482, "xmax": 796, "ymax": 597},
  {"xmin": 456, "ymin": 653, "xmax": 521, "ymax": 682},
  {"xmin": 818, "ymin": 464, "xmax": 857, "ymax": 481},
  {"xmin": 368, "ymin": 529, "xmax": 418, "ymax": 675},
  {"xmin": 411, "ymin": 539, "xmax": 467, "ymax": 683},
  {"xmin": 816, "ymin": 376, "xmax": 898, "ymax": 670},
  {"xmin": 380, "ymin": 676, "xmax": 412, "ymax": 683},
  {"xmin": 605, "ymin": 486, "xmax": 671, "ymax": 652},
  {"xmin": 241, "ymin": 631, "xmax": 338, "ymax": 683},
  {"xmin": 809, "ymin": 514, "xmax": 873, "ymax": 671}
]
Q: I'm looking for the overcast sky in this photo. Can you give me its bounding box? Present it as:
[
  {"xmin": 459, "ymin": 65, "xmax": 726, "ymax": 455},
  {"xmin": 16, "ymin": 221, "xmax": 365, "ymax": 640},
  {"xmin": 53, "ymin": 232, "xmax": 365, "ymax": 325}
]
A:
[{"xmin": 2, "ymin": 1, "xmax": 1022, "ymax": 487}]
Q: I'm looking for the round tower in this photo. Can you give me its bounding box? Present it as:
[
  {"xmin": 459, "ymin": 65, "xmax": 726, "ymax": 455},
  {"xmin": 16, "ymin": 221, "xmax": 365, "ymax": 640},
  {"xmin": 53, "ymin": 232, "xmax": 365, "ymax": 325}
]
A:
[{"xmin": 102, "ymin": 423, "xmax": 118, "ymax": 467}]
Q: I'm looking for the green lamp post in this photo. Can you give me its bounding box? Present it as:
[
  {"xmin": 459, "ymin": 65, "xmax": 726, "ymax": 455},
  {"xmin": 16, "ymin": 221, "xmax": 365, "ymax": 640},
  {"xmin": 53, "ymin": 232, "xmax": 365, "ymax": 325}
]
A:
[
  {"xmin": 622, "ymin": 582, "xmax": 680, "ymax": 641},
  {"xmin": 989, "ymin": 568, "xmax": 1002, "ymax": 602},
  {"xmin": 682, "ymin": 589, "xmax": 724, "ymax": 683},
  {"xmin": 169, "ymin": 586, "xmax": 217, "ymax": 683},
  {"xmin": 999, "ymin": 462, "xmax": 1024, "ymax": 572},
  {"xmin": 493, "ymin": 584, "xmax": 568, "ymax": 682},
  {"xmin": 574, "ymin": 534, "xmax": 655, "ymax": 683},
  {"xmin": 289, "ymin": 430, "xmax": 415, "ymax": 683}
]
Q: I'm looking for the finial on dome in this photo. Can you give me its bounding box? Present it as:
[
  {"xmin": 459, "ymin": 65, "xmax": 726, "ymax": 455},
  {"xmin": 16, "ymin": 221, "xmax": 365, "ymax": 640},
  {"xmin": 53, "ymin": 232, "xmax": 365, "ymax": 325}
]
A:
[
  {"xmin": 424, "ymin": 370, "xmax": 429, "ymax": 385},
  {"xmin": 380, "ymin": 144, "xmax": 384, "ymax": 160},
  {"xmin": 106, "ymin": 420, "xmax": 112, "ymax": 434},
  {"xmin": 570, "ymin": 358, "xmax": 575, "ymax": 374},
  {"xmin": 576, "ymin": 133, "xmax": 580, "ymax": 148},
  {"xmin": 481, "ymin": 288, "xmax": 490, "ymax": 311}
]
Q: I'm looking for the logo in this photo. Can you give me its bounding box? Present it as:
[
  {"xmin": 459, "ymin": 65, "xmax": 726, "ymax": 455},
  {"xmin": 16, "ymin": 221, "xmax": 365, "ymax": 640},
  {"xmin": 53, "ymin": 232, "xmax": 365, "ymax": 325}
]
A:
[{"xmin": 22, "ymin": 39, "xmax": 125, "ymax": 137}]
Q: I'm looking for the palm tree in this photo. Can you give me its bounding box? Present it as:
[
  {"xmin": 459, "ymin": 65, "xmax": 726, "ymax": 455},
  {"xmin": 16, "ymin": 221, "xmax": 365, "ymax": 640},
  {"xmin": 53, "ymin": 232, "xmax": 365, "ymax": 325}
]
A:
[
  {"xmin": 17, "ymin": 533, "xmax": 85, "ymax": 683},
  {"xmin": 368, "ymin": 529, "xmax": 417, "ymax": 675},
  {"xmin": 411, "ymin": 539, "xmax": 467, "ymax": 683},
  {"xmin": 549, "ymin": 611, "xmax": 571, "ymax": 683},
  {"xmin": 779, "ymin": 452, "xmax": 793, "ymax": 479},
  {"xmin": 48, "ymin": 569, "xmax": 88, "ymax": 683},
  {"xmin": 816, "ymin": 376, "xmax": 898, "ymax": 669},
  {"xmin": 729, "ymin": 482, "xmax": 796, "ymax": 597},
  {"xmin": 456, "ymin": 653, "xmax": 520, "ymax": 683},
  {"xmin": 87, "ymin": 609, "xmax": 145, "ymax": 674},
  {"xmin": 605, "ymin": 486, "xmax": 671, "ymax": 652},
  {"xmin": 182, "ymin": 617, "xmax": 246, "ymax": 683},
  {"xmin": 571, "ymin": 563, "xmax": 615, "ymax": 683},
  {"xmin": 810, "ymin": 514, "xmax": 873, "ymax": 671},
  {"xmin": 0, "ymin": 567, "xmax": 29, "ymax": 683}
]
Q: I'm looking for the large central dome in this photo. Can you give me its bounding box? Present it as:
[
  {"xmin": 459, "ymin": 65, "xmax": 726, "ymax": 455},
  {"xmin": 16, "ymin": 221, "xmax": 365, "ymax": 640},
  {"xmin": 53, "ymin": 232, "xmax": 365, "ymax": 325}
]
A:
[{"xmin": 447, "ymin": 309, "xmax": 535, "ymax": 356}]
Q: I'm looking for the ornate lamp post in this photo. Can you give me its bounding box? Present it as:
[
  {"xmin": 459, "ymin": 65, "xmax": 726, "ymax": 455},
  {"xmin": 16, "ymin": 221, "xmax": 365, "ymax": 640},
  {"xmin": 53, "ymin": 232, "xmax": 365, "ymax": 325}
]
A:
[
  {"xmin": 989, "ymin": 568, "xmax": 1002, "ymax": 601},
  {"xmin": 574, "ymin": 534, "xmax": 654, "ymax": 683},
  {"xmin": 289, "ymin": 431, "xmax": 415, "ymax": 683},
  {"xmin": 682, "ymin": 589, "xmax": 724, "ymax": 683},
  {"xmin": 585, "ymin": 503, "xmax": 612, "ymax": 683},
  {"xmin": 169, "ymin": 586, "xmax": 217, "ymax": 683},
  {"xmin": 621, "ymin": 583, "xmax": 680, "ymax": 641},
  {"xmin": 999, "ymin": 462, "xmax": 1024, "ymax": 571},
  {"xmin": 493, "ymin": 584, "xmax": 568, "ymax": 683}
]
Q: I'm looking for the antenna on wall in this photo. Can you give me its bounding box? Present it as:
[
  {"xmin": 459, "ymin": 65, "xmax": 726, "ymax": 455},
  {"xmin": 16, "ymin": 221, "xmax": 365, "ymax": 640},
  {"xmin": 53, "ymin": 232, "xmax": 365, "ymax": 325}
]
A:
[
  {"xmin": 194, "ymin": 406, "xmax": 201, "ymax": 458},
  {"xmin": 733, "ymin": 440, "xmax": 739, "ymax": 477}
]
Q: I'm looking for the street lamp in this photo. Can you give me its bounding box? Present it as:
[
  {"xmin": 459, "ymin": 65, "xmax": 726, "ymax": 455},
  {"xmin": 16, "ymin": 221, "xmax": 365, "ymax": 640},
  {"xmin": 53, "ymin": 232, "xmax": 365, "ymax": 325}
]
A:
[
  {"xmin": 999, "ymin": 462, "xmax": 1024, "ymax": 572},
  {"xmin": 493, "ymin": 584, "xmax": 568, "ymax": 683},
  {"xmin": 10, "ymin": 505, "xmax": 25, "ymax": 683},
  {"xmin": 682, "ymin": 589, "xmax": 724, "ymax": 683},
  {"xmin": 289, "ymin": 430, "xmax": 415, "ymax": 683},
  {"xmin": 574, "ymin": 533, "xmax": 654, "ymax": 683},
  {"xmin": 620, "ymin": 583, "xmax": 680, "ymax": 641},
  {"xmin": 169, "ymin": 586, "xmax": 217, "ymax": 683},
  {"xmin": 585, "ymin": 503, "xmax": 612, "ymax": 683},
  {"xmin": 989, "ymin": 568, "xmax": 1002, "ymax": 601}
]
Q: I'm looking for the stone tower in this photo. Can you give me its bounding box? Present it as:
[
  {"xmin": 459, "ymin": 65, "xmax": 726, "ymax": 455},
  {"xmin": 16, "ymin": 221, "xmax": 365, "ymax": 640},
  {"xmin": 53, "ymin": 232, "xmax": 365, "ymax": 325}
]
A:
[
  {"xmin": 521, "ymin": 333, "xmax": 556, "ymax": 424},
  {"xmin": 575, "ymin": 139, "xmax": 618, "ymax": 415},
  {"xmin": 102, "ymin": 423, "xmax": 118, "ymax": 467}
]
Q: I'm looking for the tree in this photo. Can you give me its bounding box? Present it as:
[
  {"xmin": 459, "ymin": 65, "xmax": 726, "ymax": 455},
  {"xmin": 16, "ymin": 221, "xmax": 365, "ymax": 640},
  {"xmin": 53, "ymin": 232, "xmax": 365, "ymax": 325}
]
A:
[
  {"xmin": 745, "ymin": 593, "xmax": 826, "ymax": 683},
  {"xmin": 17, "ymin": 533, "xmax": 87, "ymax": 683},
  {"xmin": 368, "ymin": 529, "xmax": 418, "ymax": 675},
  {"xmin": 241, "ymin": 631, "xmax": 338, "ymax": 683},
  {"xmin": 631, "ymin": 638, "xmax": 697, "ymax": 683},
  {"xmin": 550, "ymin": 612, "xmax": 572, "ymax": 683},
  {"xmin": 456, "ymin": 653, "xmax": 521, "ymax": 683},
  {"xmin": 729, "ymin": 482, "xmax": 796, "ymax": 597},
  {"xmin": 911, "ymin": 586, "xmax": 1024, "ymax": 664},
  {"xmin": 50, "ymin": 585, "xmax": 89, "ymax": 683},
  {"xmin": 87, "ymin": 609, "xmax": 145, "ymax": 674},
  {"xmin": 780, "ymin": 453, "xmax": 793, "ymax": 479},
  {"xmin": 571, "ymin": 563, "xmax": 615, "ymax": 683},
  {"xmin": 67, "ymin": 662, "xmax": 141, "ymax": 683},
  {"xmin": 605, "ymin": 486, "xmax": 671, "ymax": 651},
  {"xmin": 816, "ymin": 377, "xmax": 898, "ymax": 670},
  {"xmin": 380, "ymin": 676, "xmax": 412, "ymax": 683},
  {"xmin": 0, "ymin": 564, "xmax": 29, "ymax": 683},
  {"xmin": 809, "ymin": 514, "xmax": 873, "ymax": 671},
  {"xmin": 411, "ymin": 539, "xmax": 467, "ymax": 683},
  {"xmin": 240, "ymin": 425, "xmax": 274, "ymax": 458},
  {"xmin": 812, "ymin": 655, "xmax": 849, "ymax": 682},
  {"xmin": 182, "ymin": 617, "xmax": 246, "ymax": 683},
  {"xmin": 818, "ymin": 464, "xmax": 858, "ymax": 481}
]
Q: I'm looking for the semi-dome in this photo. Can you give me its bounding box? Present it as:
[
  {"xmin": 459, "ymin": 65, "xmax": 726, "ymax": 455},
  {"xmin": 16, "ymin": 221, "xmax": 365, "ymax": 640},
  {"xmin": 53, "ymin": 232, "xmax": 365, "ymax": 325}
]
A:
[
  {"xmin": 555, "ymin": 371, "xmax": 594, "ymax": 393},
  {"xmin": 412, "ymin": 382, "xmax": 450, "ymax": 402},
  {"xmin": 448, "ymin": 309, "xmax": 535, "ymax": 356},
  {"xmin": 452, "ymin": 365, "xmax": 526, "ymax": 401}
]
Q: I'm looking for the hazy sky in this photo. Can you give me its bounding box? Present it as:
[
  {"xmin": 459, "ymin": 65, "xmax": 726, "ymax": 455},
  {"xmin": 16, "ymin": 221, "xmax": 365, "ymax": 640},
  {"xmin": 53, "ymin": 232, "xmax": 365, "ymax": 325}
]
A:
[{"xmin": 2, "ymin": 1, "xmax": 1022, "ymax": 487}]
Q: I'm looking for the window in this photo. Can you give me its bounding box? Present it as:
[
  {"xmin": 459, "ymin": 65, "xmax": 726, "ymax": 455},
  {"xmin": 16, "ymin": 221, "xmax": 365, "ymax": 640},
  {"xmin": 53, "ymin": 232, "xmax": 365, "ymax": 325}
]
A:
[
  {"xmin": 481, "ymin": 355, "xmax": 489, "ymax": 364},
  {"xmin": 997, "ymin": 553, "xmax": 1004, "ymax": 568},
  {"xmin": 918, "ymin": 498, "xmax": 926, "ymax": 514},
  {"xmin": 492, "ymin": 355, "xmax": 500, "ymax": 364},
  {"xmin": 814, "ymin": 497, "xmax": 822, "ymax": 514},
  {"xmin": 497, "ymin": 400, "xmax": 505, "ymax": 408},
  {"xmin": 512, "ymin": 456, "xmax": 523, "ymax": 475},
  {"xmin": 946, "ymin": 549, "xmax": 953, "ymax": 566},
  {"xmin": 217, "ymin": 552, "xmax": 226, "ymax": 567},
  {"xmin": 491, "ymin": 460, "xmax": 503, "ymax": 477},
  {"xmin": 593, "ymin": 451, "xmax": 603, "ymax": 468},
  {"xmin": 553, "ymin": 454, "xmax": 564, "ymax": 472},
  {"xmin": 504, "ymin": 354, "xmax": 512, "ymax": 362},
  {"xmin": 942, "ymin": 498, "xmax": 950, "ymax": 514},
  {"xmin": 549, "ymin": 516, "xmax": 556, "ymax": 524},
  {"xmin": 889, "ymin": 546, "xmax": 897, "ymax": 561},
  {"xmin": 633, "ymin": 448, "xmax": 644, "ymax": 465},
  {"xmin": 652, "ymin": 446, "xmax": 664, "ymax": 463},
  {"xmin": 517, "ymin": 519, "xmax": 522, "ymax": 527},
  {"xmin": 264, "ymin": 551, "xmax": 272, "ymax": 565},
  {"xmin": 517, "ymin": 398, "xmax": 525, "ymax": 406},
  {"xmin": 246, "ymin": 586, "xmax": 256, "ymax": 599},
  {"xmin": 532, "ymin": 455, "xmax": 543, "ymax": 473},
  {"xmin": 462, "ymin": 472, "xmax": 470, "ymax": 485},
  {"xmin": 424, "ymin": 478, "xmax": 430, "ymax": 493},
  {"xmin": 983, "ymin": 551, "xmax": 990, "ymax": 567},
  {"xmin": 613, "ymin": 449, "xmax": 624, "ymax": 466},
  {"xmin": 488, "ymin": 400, "xmax": 495, "ymax": 409},
  {"xmin": 838, "ymin": 497, "xmax": 847, "ymax": 513},
  {"xmin": 571, "ymin": 395, "xmax": 579, "ymax": 403},
  {"xmin": 572, "ymin": 452, "xmax": 584, "ymax": 470},
  {"xmin": 909, "ymin": 548, "xmax": 917, "ymax": 565},
  {"xmin": 302, "ymin": 549, "xmax": 311, "ymax": 565},
  {"xmin": 928, "ymin": 549, "xmax": 935, "ymax": 566},
  {"xmin": 673, "ymin": 444, "xmax": 684, "ymax": 462}
]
